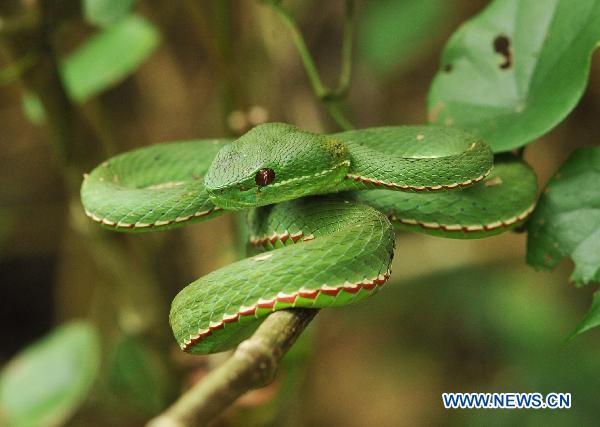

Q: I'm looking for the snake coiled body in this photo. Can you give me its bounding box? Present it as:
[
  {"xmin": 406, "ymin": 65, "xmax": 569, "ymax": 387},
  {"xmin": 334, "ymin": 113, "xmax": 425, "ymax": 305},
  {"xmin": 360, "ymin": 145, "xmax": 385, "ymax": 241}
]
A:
[{"xmin": 81, "ymin": 123, "xmax": 537, "ymax": 353}]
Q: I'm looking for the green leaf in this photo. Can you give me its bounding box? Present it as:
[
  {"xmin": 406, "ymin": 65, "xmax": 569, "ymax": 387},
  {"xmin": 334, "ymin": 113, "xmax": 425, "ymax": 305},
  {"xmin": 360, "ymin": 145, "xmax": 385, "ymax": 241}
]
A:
[
  {"xmin": 83, "ymin": 0, "xmax": 137, "ymax": 27},
  {"xmin": 61, "ymin": 14, "xmax": 160, "ymax": 102},
  {"xmin": 108, "ymin": 336, "xmax": 171, "ymax": 415},
  {"xmin": 19, "ymin": 15, "xmax": 159, "ymax": 123},
  {"xmin": 0, "ymin": 321, "xmax": 101, "ymax": 427},
  {"xmin": 527, "ymin": 147, "xmax": 600, "ymax": 285},
  {"xmin": 21, "ymin": 92, "xmax": 46, "ymax": 126},
  {"xmin": 358, "ymin": 0, "xmax": 450, "ymax": 74},
  {"xmin": 427, "ymin": 0, "xmax": 600, "ymax": 152},
  {"xmin": 571, "ymin": 290, "xmax": 600, "ymax": 337}
]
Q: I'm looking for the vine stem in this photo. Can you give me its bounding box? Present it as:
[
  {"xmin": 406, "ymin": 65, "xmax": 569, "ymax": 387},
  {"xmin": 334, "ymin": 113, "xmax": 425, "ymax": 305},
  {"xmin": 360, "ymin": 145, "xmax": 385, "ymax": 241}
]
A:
[
  {"xmin": 266, "ymin": 0, "xmax": 355, "ymax": 130},
  {"xmin": 147, "ymin": 309, "xmax": 318, "ymax": 427},
  {"xmin": 335, "ymin": 0, "xmax": 355, "ymax": 98}
]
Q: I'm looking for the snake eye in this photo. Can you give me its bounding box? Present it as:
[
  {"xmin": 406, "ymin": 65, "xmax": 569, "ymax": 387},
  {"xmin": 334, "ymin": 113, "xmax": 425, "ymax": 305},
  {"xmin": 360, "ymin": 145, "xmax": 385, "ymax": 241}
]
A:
[{"xmin": 255, "ymin": 168, "xmax": 275, "ymax": 187}]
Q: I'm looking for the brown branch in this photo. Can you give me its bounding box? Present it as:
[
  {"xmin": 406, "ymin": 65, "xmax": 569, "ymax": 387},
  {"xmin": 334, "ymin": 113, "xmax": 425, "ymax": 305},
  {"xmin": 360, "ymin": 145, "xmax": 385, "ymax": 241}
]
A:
[{"xmin": 147, "ymin": 309, "xmax": 319, "ymax": 427}]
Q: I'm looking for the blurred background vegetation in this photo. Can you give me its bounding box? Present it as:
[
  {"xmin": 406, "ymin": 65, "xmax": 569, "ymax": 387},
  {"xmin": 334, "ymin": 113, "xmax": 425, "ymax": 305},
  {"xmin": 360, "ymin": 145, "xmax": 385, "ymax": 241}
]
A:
[{"xmin": 0, "ymin": 0, "xmax": 599, "ymax": 426}]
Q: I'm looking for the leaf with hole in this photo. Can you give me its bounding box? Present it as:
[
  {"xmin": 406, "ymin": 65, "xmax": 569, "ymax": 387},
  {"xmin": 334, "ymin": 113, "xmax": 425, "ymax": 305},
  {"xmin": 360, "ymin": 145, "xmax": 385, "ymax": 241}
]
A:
[
  {"xmin": 427, "ymin": 0, "xmax": 600, "ymax": 152},
  {"xmin": 527, "ymin": 147, "xmax": 600, "ymax": 285},
  {"xmin": 0, "ymin": 321, "xmax": 101, "ymax": 427}
]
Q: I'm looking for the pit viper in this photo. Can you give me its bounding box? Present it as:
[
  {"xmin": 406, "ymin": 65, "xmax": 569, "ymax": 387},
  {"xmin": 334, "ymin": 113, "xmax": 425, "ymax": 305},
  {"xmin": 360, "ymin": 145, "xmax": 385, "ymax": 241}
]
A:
[{"xmin": 81, "ymin": 123, "xmax": 537, "ymax": 354}]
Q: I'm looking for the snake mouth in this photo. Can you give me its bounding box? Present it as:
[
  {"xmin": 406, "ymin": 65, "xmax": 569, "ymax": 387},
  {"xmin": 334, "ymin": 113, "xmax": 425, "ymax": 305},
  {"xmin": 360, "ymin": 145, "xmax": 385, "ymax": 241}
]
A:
[
  {"xmin": 208, "ymin": 188, "xmax": 295, "ymax": 210},
  {"xmin": 207, "ymin": 183, "xmax": 287, "ymax": 210},
  {"xmin": 207, "ymin": 190, "xmax": 259, "ymax": 210}
]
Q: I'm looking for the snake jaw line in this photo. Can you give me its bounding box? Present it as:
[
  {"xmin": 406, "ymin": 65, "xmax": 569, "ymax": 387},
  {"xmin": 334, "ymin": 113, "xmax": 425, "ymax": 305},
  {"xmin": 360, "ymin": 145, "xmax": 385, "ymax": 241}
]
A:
[{"xmin": 181, "ymin": 269, "xmax": 392, "ymax": 352}]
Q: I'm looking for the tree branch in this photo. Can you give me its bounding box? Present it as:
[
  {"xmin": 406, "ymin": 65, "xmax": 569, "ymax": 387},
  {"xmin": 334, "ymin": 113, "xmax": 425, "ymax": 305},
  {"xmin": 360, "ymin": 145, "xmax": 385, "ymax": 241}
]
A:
[{"xmin": 147, "ymin": 309, "xmax": 319, "ymax": 427}]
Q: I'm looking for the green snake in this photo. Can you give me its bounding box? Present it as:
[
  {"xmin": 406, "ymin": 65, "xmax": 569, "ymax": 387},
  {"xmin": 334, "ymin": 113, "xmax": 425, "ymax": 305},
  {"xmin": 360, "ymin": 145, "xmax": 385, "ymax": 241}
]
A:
[{"xmin": 81, "ymin": 123, "xmax": 537, "ymax": 354}]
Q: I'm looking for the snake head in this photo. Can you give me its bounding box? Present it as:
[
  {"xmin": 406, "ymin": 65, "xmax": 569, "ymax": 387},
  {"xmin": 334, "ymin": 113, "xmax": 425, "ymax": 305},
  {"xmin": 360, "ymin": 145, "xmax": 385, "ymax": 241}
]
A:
[{"xmin": 205, "ymin": 123, "xmax": 351, "ymax": 210}]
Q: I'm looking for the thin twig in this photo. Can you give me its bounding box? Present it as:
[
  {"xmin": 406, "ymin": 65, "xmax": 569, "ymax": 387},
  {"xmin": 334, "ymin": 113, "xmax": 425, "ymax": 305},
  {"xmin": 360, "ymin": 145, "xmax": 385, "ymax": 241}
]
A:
[
  {"xmin": 147, "ymin": 309, "xmax": 319, "ymax": 427},
  {"xmin": 332, "ymin": 0, "xmax": 354, "ymax": 99},
  {"xmin": 266, "ymin": 1, "xmax": 355, "ymax": 130},
  {"xmin": 324, "ymin": 101, "xmax": 354, "ymax": 131},
  {"xmin": 268, "ymin": 2, "xmax": 328, "ymax": 98}
]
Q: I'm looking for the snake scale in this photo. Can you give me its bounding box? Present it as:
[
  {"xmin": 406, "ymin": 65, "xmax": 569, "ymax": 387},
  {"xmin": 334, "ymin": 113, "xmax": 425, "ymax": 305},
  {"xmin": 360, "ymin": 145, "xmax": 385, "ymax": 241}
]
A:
[{"xmin": 81, "ymin": 123, "xmax": 537, "ymax": 354}]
